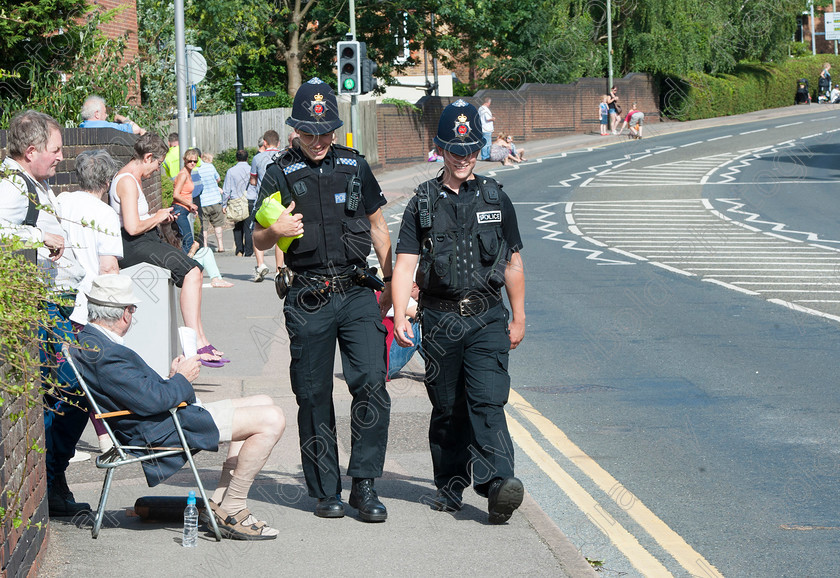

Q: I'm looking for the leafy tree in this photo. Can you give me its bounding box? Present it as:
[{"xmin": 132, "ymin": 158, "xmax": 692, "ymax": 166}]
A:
[{"xmin": 0, "ymin": 2, "xmax": 147, "ymax": 127}]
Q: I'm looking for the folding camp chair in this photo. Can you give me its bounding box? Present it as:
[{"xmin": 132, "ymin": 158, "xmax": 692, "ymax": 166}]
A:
[{"xmin": 62, "ymin": 344, "xmax": 222, "ymax": 540}]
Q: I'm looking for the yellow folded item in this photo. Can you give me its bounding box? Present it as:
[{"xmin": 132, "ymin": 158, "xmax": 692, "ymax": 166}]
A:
[{"xmin": 254, "ymin": 192, "xmax": 303, "ymax": 252}]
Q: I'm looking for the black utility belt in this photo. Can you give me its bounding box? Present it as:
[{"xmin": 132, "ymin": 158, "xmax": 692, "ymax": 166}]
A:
[
  {"xmin": 420, "ymin": 293, "xmax": 502, "ymax": 317},
  {"xmin": 294, "ymin": 272, "xmax": 358, "ymax": 293}
]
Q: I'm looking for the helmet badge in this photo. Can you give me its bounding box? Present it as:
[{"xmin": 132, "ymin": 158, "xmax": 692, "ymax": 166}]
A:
[
  {"xmin": 311, "ymin": 93, "xmax": 326, "ymax": 119},
  {"xmin": 454, "ymin": 113, "xmax": 471, "ymax": 141}
]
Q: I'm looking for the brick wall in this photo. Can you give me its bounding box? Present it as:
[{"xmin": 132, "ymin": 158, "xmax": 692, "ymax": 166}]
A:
[
  {"xmin": 0, "ymin": 127, "xmax": 159, "ymax": 576},
  {"xmin": 0, "ymin": 365, "xmax": 49, "ymax": 578},
  {"xmin": 0, "ymin": 128, "xmax": 162, "ymax": 210},
  {"xmin": 375, "ymin": 73, "xmax": 659, "ymax": 168}
]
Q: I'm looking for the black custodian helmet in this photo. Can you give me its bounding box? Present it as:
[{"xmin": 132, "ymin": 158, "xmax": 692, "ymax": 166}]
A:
[
  {"xmin": 286, "ymin": 77, "xmax": 344, "ymax": 135},
  {"xmin": 433, "ymin": 99, "xmax": 483, "ymax": 156}
]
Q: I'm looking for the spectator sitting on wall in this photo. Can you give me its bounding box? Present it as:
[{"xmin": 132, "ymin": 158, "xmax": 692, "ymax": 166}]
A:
[{"xmin": 79, "ymin": 95, "xmax": 146, "ymax": 135}]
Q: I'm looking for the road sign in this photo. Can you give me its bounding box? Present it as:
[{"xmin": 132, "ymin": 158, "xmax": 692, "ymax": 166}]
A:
[
  {"xmin": 827, "ymin": 12, "xmax": 840, "ymax": 41},
  {"xmin": 186, "ymin": 46, "xmax": 207, "ymax": 85}
]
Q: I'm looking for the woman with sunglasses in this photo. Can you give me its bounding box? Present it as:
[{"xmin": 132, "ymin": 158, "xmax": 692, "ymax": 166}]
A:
[{"xmin": 171, "ymin": 149, "xmax": 201, "ymax": 253}]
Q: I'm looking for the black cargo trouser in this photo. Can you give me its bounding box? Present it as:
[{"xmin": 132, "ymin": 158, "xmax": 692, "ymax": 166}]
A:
[
  {"xmin": 284, "ymin": 283, "xmax": 390, "ymax": 499},
  {"xmin": 420, "ymin": 303, "xmax": 514, "ymax": 497}
]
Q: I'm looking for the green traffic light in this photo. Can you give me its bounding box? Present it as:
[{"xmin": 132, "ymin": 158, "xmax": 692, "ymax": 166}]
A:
[{"xmin": 343, "ymin": 78, "xmax": 356, "ymax": 90}]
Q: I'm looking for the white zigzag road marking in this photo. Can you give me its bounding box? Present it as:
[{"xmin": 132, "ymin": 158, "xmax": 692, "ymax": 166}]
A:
[
  {"xmin": 716, "ymin": 199, "xmax": 840, "ymax": 246},
  {"xmin": 533, "ymin": 203, "xmax": 634, "ymax": 265},
  {"xmin": 712, "ymin": 142, "xmax": 798, "ymax": 184},
  {"xmin": 550, "ymin": 146, "xmax": 673, "ymax": 188}
]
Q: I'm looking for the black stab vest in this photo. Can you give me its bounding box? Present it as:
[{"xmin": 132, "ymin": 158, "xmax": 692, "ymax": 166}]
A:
[
  {"xmin": 276, "ymin": 146, "xmax": 371, "ymax": 273},
  {"xmin": 415, "ymin": 176, "xmax": 509, "ymax": 299}
]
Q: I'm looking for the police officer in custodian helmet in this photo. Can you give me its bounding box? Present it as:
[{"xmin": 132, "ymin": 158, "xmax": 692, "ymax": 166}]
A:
[
  {"xmin": 253, "ymin": 78, "xmax": 393, "ymax": 522},
  {"xmin": 390, "ymin": 99, "xmax": 527, "ymax": 524}
]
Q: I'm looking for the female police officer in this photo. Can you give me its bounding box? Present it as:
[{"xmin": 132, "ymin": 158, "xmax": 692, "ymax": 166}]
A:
[
  {"xmin": 391, "ymin": 99, "xmax": 526, "ymax": 524},
  {"xmin": 253, "ymin": 78, "xmax": 393, "ymax": 523}
]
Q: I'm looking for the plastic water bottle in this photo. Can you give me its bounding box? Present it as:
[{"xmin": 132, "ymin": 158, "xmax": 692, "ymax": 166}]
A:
[{"xmin": 182, "ymin": 491, "xmax": 198, "ymax": 548}]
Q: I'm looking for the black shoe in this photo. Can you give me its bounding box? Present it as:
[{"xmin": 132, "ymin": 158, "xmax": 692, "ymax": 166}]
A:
[
  {"xmin": 487, "ymin": 477, "xmax": 524, "ymax": 525},
  {"xmin": 49, "ymin": 474, "xmax": 91, "ymax": 517},
  {"xmin": 314, "ymin": 495, "xmax": 345, "ymax": 518},
  {"xmin": 349, "ymin": 478, "xmax": 387, "ymax": 523},
  {"xmin": 429, "ymin": 489, "xmax": 463, "ymax": 512}
]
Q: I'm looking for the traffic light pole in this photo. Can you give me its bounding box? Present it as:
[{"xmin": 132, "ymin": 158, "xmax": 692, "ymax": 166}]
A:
[{"xmin": 349, "ymin": 0, "xmax": 360, "ymax": 153}]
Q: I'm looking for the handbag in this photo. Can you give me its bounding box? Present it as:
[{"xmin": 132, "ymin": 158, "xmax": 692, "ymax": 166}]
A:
[
  {"xmin": 226, "ymin": 195, "xmax": 249, "ymax": 223},
  {"xmin": 614, "ymin": 103, "xmax": 622, "ymax": 115}
]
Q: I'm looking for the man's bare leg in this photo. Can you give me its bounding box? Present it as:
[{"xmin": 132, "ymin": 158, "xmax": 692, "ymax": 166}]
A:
[{"xmin": 213, "ymin": 395, "xmax": 284, "ymax": 508}]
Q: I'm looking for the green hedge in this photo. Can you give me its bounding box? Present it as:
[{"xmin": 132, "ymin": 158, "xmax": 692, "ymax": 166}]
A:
[{"xmin": 661, "ymin": 55, "xmax": 840, "ymax": 121}]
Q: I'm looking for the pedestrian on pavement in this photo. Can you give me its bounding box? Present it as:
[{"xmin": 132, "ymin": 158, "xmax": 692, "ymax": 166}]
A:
[
  {"xmin": 0, "ymin": 110, "xmax": 90, "ymax": 517},
  {"xmin": 253, "ymin": 77, "xmax": 393, "ymax": 523},
  {"xmin": 197, "ymin": 152, "xmax": 225, "ymax": 252},
  {"xmin": 478, "ymin": 97, "xmax": 495, "ymax": 160},
  {"xmin": 250, "ymin": 130, "xmax": 284, "ymax": 282},
  {"xmin": 607, "ymin": 86, "xmax": 621, "ymax": 134},
  {"xmin": 223, "ymin": 149, "xmax": 253, "ymax": 257},
  {"xmin": 619, "ymin": 103, "xmax": 645, "ymax": 139},
  {"xmin": 161, "ymin": 132, "xmax": 181, "ymax": 180},
  {"xmin": 171, "ymin": 148, "xmax": 200, "ymax": 253},
  {"xmin": 599, "ymin": 95, "xmax": 610, "ymax": 135},
  {"xmin": 391, "ymin": 99, "xmax": 527, "ymax": 524}
]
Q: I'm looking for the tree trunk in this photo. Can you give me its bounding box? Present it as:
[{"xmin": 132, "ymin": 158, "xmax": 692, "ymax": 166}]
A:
[
  {"xmin": 287, "ymin": 52, "xmax": 302, "ymax": 97},
  {"xmin": 285, "ymin": 22, "xmax": 302, "ymax": 97}
]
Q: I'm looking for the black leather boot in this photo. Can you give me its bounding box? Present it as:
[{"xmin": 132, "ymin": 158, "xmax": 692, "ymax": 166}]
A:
[
  {"xmin": 348, "ymin": 478, "xmax": 387, "ymax": 522},
  {"xmin": 49, "ymin": 473, "xmax": 91, "ymax": 517},
  {"xmin": 314, "ymin": 494, "xmax": 345, "ymax": 518},
  {"xmin": 487, "ymin": 477, "xmax": 524, "ymax": 524}
]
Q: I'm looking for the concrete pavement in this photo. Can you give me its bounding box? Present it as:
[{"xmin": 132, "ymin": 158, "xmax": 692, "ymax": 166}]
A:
[{"xmin": 39, "ymin": 103, "xmax": 830, "ymax": 577}]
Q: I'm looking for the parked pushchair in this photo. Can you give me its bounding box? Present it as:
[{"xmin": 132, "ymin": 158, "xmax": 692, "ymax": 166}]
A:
[
  {"xmin": 795, "ymin": 79, "xmax": 811, "ymax": 105},
  {"xmin": 818, "ymin": 75, "xmax": 832, "ymax": 103}
]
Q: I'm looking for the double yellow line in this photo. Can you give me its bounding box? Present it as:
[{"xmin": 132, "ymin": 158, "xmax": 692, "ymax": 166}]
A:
[{"xmin": 506, "ymin": 389, "xmax": 723, "ymax": 577}]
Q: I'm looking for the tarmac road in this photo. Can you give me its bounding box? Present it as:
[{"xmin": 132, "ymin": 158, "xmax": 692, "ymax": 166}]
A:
[{"xmin": 41, "ymin": 102, "xmax": 840, "ymax": 577}]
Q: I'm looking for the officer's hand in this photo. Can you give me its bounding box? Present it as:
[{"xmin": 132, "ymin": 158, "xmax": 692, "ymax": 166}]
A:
[
  {"xmin": 378, "ymin": 284, "xmax": 393, "ymax": 318},
  {"xmin": 271, "ymin": 200, "xmax": 304, "ymax": 237},
  {"xmin": 508, "ymin": 317, "xmax": 525, "ymax": 350},
  {"xmin": 394, "ymin": 316, "xmax": 415, "ymax": 348},
  {"xmin": 174, "ymin": 355, "xmax": 203, "ymax": 382}
]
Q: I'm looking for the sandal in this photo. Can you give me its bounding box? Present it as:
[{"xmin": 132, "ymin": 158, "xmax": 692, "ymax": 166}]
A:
[
  {"xmin": 213, "ymin": 507, "xmax": 278, "ymax": 541},
  {"xmin": 211, "ymin": 277, "xmax": 234, "ymax": 288},
  {"xmin": 197, "ymin": 344, "xmax": 230, "ymax": 363}
]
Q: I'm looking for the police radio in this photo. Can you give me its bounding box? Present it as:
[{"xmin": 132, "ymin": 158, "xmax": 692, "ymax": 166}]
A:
[
  {"xmin": 346, "ymin": 176, "xmax": 362, "ymax": 212},
  {"xmin": 418, "ymin": 195, "xmax": 431, "ymax": 229}
]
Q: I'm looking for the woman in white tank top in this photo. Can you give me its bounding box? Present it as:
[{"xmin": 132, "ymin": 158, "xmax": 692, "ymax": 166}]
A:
[{"xmin": 109, "ymin": 134, "xmax": 227, "ymax": 366}]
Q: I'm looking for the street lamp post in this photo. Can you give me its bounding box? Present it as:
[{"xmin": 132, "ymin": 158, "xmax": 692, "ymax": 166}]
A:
[{"xmin": 607, "ymin": 0, "xmax": 614, "ymax": 92}]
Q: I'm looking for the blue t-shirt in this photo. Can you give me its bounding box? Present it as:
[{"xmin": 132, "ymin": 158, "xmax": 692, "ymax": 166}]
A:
[
  {"xmin": 79, "ymin": 119, "xmax": 133, "ymax": 133},
  {"xmin": 197, "ymin": 163, "xmax": 221, "ymax": 206}
]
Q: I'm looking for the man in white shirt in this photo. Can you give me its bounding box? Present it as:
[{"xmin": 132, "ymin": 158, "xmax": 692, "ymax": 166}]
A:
[
  {"xmin": 478, "ymin": 97, "xmax": 495, "ymax": 161},
  {"xmin": 0, "ymin": 110, "xmax": 90, "ymax": 517}
]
